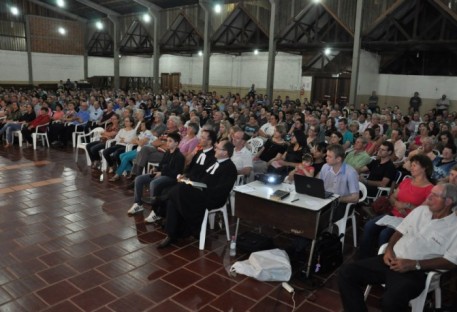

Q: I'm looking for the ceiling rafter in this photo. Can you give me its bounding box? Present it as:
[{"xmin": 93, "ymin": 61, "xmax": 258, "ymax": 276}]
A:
[
  {"xmin": 74, "ymin": 0, "xmax": 120, "ymax": 17},
  {"xmin": 28, "ymin": 0, "xmax": 88, "ymax": 22},
  {"xmin": 88, "ymin": 31, "xmax": 113, "ymax": 56},
  {"xmin": 120, "ymin": 20, "xmax": 153, "ymax": 54},
  {"xmin": 160, "ymin": 13, "xmax": 203, "ymax": 53},
  {"xmin": 363, "ymin": 0, "xmax": 407, "ymax": 37},
  {"xmin": 211, "ymin": 3, "xmax": 269, "ymax": 51}
]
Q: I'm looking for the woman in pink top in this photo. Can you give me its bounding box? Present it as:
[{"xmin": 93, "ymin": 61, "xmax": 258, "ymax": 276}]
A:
[
  {"xmin": 179, "ymin": 122, "xmax": 199, "ymax": 157},
  {"xmin": 52, "ymin": 103, "xmax": 65, "ymax": 122},
  {"xmin": 359, "ymin": 154, "xmax": 434, "ymax": 258}
]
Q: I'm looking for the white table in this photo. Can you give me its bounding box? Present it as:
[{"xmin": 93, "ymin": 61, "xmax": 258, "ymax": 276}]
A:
[{"xmin": 234, "ymin": 181, "xmax": 339, "ymax": 277}]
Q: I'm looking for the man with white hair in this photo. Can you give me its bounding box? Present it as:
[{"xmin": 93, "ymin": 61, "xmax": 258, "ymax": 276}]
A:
[{"xmin": 339, "ymin": 183, "xmax": 457, "ymax": 312}]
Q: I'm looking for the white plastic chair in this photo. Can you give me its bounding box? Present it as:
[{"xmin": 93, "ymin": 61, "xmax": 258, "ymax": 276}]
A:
[
  {"xmin": 70, "ymin": 122, "xmax": 88, "ymax": 148},
  {"xmin": 365, "ymin": 171, "xmax": 402, "ymax": 203},
  {"xmin": 31, "ymin": 123, "xmax": 50, "ymax": 150},
  {"xmin": 75, "ymin": 127, "xmax": 105, "ymax": 166},
  {"xmin": 246, "ymin": 137, "xmax": 264, "ymax": 155},
  {"xmin": 12, "ymin": 124, "xmax": 25, "ymax": 147},
  {"xmin": 364, "ymin": 243, "xmax": 443, "ymax": 312},
  {"xmin": 334, "ymin": 182, "xmax": 367, "ymax": 251},
  {"xmin": 199, "ymin": 204, "xmax": 231, "ymax": 250},
  {"xmin": 100, "ymin": 139, "xmax": 116, "ymax": 172}
]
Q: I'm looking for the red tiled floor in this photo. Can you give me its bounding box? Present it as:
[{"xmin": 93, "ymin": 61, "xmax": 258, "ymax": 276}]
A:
[
  {"xmin": 70, "ymin": 286, "xmax": 117, "ymax": 311},
  {"xmin": 3, "ymin": 145, "xmax": 455, "ymax": 311}
]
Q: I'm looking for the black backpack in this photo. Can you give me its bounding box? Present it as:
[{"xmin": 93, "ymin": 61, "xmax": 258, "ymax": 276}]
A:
[{"xmin": 312, "ymin": 232, "xmax": 343, "ymax": 274}]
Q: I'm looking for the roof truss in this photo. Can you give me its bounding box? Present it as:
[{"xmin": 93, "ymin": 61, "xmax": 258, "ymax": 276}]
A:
[
  {"xmin": 88, "ymin": 31, "xmax": 114, "ymax": 57},
  {"xmin": 160, "ymin": 13, "xmax": 203, "ymax": 54},
  {"xmin": 211, "ymin": 4, "xmax": 269, "ymax": 52},
  {"xmin": 120, "ymin": 20, "xmax": 154, "ymax": 55}
]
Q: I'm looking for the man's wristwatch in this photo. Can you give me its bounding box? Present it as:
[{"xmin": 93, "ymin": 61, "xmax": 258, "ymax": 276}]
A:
[{"xmin": 415, "ymin": 260, "xmax": 421, "ymax": 271}]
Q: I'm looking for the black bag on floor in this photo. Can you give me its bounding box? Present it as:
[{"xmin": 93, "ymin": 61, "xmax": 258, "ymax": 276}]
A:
[
  {"xmin": 237, "ymin": 231, "xmax": 274, "ymax": 253},
  {"xmin": 312, "ymin": 232, "xmax": 343, "ymax": 274}
]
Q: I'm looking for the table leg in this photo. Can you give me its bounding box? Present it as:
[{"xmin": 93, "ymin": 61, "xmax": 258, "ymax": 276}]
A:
[
  {"xmin": 234, "ymin": 218, "xmax": 240, "ymax": 239},
  {"xmin": 306, "ymin": 239, "xmax": 317, "ymax": 278}
]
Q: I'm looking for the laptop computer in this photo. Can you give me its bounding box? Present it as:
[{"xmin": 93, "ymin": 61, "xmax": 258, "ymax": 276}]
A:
[{"xmin": 294, "ymin": 174, "xmax": 334, "ymax": 199}]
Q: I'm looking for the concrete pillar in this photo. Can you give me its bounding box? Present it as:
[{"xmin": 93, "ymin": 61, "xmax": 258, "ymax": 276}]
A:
[
  {"xmin": 25, "ymin": 15, "xmax": 33, "ymax": 85},
  {"xmin": 109, "ymin": 16, "xmax": 120, "ymax": 90},
  {"xmin": 200, "ymin": 0, "xmax": 211, "ymax": 93},
  {"xmin": 349, "ymin": 0, "xmax": 363, "ymax": 106},
  {"xmin": 266, "ymin": 0, "xmax": 277, "ymax": 101}
]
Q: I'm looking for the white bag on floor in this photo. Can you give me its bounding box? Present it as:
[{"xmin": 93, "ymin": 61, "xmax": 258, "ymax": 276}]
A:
[{"xmin": 230, "ymin": 248, "xmax": 291, "ymax": 282}]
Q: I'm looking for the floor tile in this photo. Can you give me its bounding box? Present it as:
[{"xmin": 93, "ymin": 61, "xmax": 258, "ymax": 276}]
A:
[
  {"xmin": 195, "ymin": 273, "xmax": 237, "ymax": 296},
  {"xmin": 210, "ymin": 290, "xmax": 256, "ymax": 311},
  {"xmin": 108, "ymin": 293, "xmax": 154, "ymax": 312},
  {"xmin": 36, "ymin": 280, "xmax": 81, "ymax": 305},
  {"xmin": 71, "ymin": 286, "xmax": 117, "ymax": 311},
  {"xmin": 138, "ymin": 280, "xmax": 180, "ymax": 304},
  {"xmin": 172, "ymin": 285, "xmax": 216, "ymax": 310}
]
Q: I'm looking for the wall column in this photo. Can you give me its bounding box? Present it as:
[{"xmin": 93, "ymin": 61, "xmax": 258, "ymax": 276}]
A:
[
  {"xmin": 266, "ymin": 0, "xmax": 277, "ymax": 101},
  {"xmin": 349, "ymin": 0, "xmax": 363, "ymax": 106}
]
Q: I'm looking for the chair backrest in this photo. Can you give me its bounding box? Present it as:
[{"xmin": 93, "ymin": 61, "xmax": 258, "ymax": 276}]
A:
[
  {"xmin": 35, "ymin": 123, "xmax": 50, "ymax": 133},
  {"xmin": 358, "ymin": 182, "xmax": 368, "ymax": 203},
  {"xmin": 394, "ymin": 171, "xmax": 402, "ymax": 184},
  {"xmin": 91, "ymin": 127, "xmax": 105, "ymax": 142},
  {"xmin": 246, "ymin": 137, "xmax": 264, "ymax": 155}
]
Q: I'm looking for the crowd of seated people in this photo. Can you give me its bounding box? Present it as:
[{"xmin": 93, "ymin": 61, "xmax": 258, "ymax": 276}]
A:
[{"xmin": 2, "ymin": 85, "xmax": 457, "ymax": 309}]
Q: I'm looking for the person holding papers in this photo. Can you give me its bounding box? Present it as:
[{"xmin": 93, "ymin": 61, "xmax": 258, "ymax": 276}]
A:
[
  {"xmin": 157, "ymin": 139, "xmax": 237, "ymax": 248},
  {"xmin": 359, "ymin": 154, "xmax": 434, "ymax": 258},
  {"xmin": 339, "ymin": 183, "xmax": 457, "ymax": 312}
]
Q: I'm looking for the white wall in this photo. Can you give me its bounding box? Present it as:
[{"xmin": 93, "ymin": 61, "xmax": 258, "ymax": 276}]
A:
[
  {"xmin": 0, "ymin": 49, "xmax": 302, "ymax": 91},
  {"xmin": 357, "ymin": 49, "xmax": 380, "ymax": 95},
  {"xmin": 32, "ymin": 53, "xmax": 84, "ymax": 82},
  {"xmin": 159, "ymin": 52, "xmax": 303, "ymax": 90},
  {"xmin": 88, "ymin": 57, "xmax": 113, "ymax": 76},
  {"xmin": 0, "ymin": 50, "xmax": 29, "ymax": 82},
  {"xmin": 378, "ymin": 74, "xmax": 457, "ymax": 100}
]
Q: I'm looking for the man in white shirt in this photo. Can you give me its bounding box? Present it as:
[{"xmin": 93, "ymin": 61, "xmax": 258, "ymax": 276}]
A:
[
  {"xmin": 230, "ymin": 130, "xmax": 253, "ymax": 177},
  {"xmin": 388, "ymin": 129, "xmax": 406, "ymax": 163},
  {"xmin": 339, "ymin": 183, "xmax": 457, "ymax": 312},
  {"xmin": 258, "ymin": 114, "xmax": 278, "ymax": 139}
]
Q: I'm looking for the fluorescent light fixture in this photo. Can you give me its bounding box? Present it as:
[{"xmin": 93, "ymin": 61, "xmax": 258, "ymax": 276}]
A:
[
  {"xmin": 58, "ymin": 27, "xmax": 66, "ymax": 35},
  {"xmin": 10, "ymin": 6, "xmax": 19, "ymax": 16},
  {"xmin": 56, "ymin": 0, "xmax": 65, "ymax": 8},
  {"xmin": 313, "ymin": 0, "xmax": 321, "ymax": 3},
  {"xmin": 143, "ymin": 13, "xmax": 151, "ymax": 23},
  {"xmin": 96, "ymin": 21, "xmax": 103, "ymax": 30},
  {"xmin": 198, "ymin": 51, "xmax": 203, "ymax": 56},
  {"xmin": 324, "ymin": 48, "xmax": 331, "ymax": 55},
  {"xmin": 214, "ymin": 4, "xmax": 222, "ymax": 13},
  {"xmin": 254, "ymin": 49, "xmax": 259, "ymax": 55}
]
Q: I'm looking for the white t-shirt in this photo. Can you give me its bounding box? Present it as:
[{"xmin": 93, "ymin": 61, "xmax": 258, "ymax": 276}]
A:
[
  {"xmin": 260, "ymin": 122, "xmax": 275, "ymax": 137},
  {"xmin": 394, "ymin": 205, "xmax": 457, "ymax": 264},
  {"xmin": 231, "ymin": 146, "xmax": 253, "ymax": 172}
]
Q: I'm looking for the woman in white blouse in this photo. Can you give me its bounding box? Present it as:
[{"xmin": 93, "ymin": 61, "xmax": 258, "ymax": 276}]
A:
[{"xmin": 103, "ymin": 116, "xmax": 137, "ymax": 173}]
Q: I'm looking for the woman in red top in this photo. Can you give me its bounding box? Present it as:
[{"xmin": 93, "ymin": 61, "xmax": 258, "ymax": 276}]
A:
[
  {"xmin": 21, "ymin": 107, "xmax": 51, "ymax": 145},
  {"xmin": 359, "ymin": 154, "xmax": 434, "ymax": 258}
]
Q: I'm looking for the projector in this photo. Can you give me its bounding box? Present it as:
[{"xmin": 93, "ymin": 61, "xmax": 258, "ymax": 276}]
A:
[{"xmin": 255, "ymin": 173, "xmax": 283, "ymax": 185}]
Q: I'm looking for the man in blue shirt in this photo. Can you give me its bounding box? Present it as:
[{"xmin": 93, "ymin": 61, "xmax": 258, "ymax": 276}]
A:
[
  {"xmin": 319, "ymin": 144, "xmax": 359, "ymax": 221},
  {"xmin": 63, "ymin": 101, "xmax": 90, "ymax": 147}
]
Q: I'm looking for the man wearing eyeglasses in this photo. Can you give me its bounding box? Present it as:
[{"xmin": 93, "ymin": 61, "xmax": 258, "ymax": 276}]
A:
[
  {"xmin": 157, "ymin": 139, "xmax": 237, "ymax": 248},
  {"xmin": 339, "ymin": 183, "xmax": 457, "ymax": 312},
  {"xmin": 358, "ymin": 141, "xmax": 397, "ymax": 198}
]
